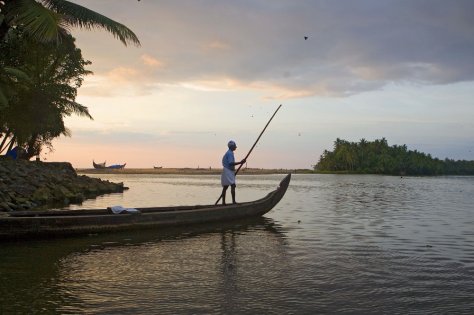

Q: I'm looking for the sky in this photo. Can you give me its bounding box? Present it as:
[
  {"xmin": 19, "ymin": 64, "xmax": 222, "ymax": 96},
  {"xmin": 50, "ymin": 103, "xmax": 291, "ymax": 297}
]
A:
[{"xmin": 47, "ymin": 0, "xmax": 474, "ymax": 169}]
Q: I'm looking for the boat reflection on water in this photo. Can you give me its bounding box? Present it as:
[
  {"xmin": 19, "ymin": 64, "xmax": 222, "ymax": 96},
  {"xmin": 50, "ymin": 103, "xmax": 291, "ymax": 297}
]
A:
[
  {"xmin": 220, "ymin": 231, "xmax": 239, "ymax": 310},
  {"xmin": 0, "ymin": 217, "xmax": 290, "ymax": 314}
]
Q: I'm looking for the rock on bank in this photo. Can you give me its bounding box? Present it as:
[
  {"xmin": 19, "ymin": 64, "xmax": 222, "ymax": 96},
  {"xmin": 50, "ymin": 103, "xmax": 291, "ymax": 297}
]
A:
[{"xmin": 0, "ymin": 158, "xmax": 126, "ymax": 212}]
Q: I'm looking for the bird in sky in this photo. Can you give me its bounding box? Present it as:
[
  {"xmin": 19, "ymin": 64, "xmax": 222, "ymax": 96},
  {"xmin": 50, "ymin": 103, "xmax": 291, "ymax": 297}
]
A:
[{"xmin": 304, "ymin": 36, "xmax": 308, "ymax": 40}]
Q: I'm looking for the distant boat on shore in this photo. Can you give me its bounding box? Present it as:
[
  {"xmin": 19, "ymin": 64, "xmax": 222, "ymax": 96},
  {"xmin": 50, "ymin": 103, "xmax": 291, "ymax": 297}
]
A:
[
  {"xmin": 93, "ymin": 160, "xmax": 106, "ymax": 169},
  {"xmin": 108, "ymin": 163, "xmax": 126, "ymax": 169},
  {"xmin": 154, "ymin": 166, "xmax": 162, "ymax": 169},
  {"xmin": 93, "ymin": 160, "xmax": 126, "ymax": 169}
]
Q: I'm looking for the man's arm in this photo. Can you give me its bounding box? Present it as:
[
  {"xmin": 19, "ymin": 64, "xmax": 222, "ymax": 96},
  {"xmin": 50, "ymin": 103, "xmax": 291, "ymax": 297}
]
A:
[{"xmin": 231, "ymin": 158, "xmax": 246, "ymax": 166}]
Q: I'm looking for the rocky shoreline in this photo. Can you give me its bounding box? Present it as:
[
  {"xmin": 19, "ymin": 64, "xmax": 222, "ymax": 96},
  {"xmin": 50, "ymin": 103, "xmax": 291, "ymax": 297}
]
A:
[{"xmin": 0, "ymin": 158, "xmax": 126, "ymax": 212}]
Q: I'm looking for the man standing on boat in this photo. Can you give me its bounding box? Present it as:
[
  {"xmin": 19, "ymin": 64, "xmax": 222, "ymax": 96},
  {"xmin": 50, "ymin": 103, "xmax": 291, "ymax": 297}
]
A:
[{"xmin": 221, "ymin": 140, "xmax": 246, "ymax": 205}]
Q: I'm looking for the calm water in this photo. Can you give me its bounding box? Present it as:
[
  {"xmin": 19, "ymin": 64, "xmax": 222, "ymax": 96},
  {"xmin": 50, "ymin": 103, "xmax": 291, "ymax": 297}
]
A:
[{"xmin": 1, "ymin": 174, "xmax": 474, "ymax": 314}]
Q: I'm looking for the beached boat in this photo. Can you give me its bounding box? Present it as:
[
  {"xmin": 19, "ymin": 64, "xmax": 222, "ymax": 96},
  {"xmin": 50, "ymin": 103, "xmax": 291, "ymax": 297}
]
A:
[
  {"xmin": 93, "ymin": 160, "xmax": 106, "ymax": 169},
  {"xmin": 0, "ymin": 174, "xmax": 291, "ymax": 240},
  {"xmin": 93, "ymin": 161, "xmax": 126, "ymax": 169},
  {"xmin": 107, "ymin": 163, "xmax": 126, "ymax": 169}
]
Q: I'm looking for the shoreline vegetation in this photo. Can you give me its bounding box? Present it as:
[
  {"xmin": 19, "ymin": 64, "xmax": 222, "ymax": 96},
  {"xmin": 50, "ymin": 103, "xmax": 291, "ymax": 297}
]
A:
[
  {"xmin": 78, "ymin": 136, "xmax": 474, "ymax": 177},
  {"xmin": 315, "ymin": 138, "xmax": 474, "ymax": 176}
]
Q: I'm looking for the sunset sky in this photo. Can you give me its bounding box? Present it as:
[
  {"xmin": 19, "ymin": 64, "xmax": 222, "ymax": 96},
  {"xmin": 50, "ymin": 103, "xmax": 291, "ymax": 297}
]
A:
[{"xmin": 47, "ymin": 0, "xmax": 474, "ymax": 169}]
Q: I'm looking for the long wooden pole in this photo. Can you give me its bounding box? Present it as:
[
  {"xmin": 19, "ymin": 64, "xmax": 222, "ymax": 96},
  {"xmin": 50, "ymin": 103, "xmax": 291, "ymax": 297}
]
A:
[{"xmin": 215, "ymin": 104, "xmax": 282, "ymax": 205}]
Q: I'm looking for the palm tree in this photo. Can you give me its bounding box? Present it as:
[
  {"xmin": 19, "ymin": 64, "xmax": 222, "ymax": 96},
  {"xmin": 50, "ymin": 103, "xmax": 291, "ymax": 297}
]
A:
[
  {"xmin": 0, "ymin": 0, "xmax": 139, "ymax": 112},
  {"xmin": 1, "ymin": 0, "xmax": 140, "ymax": 45},
  {"xmin": 1, "ymin": 30, "xmax": 93, "ymax": 159}
]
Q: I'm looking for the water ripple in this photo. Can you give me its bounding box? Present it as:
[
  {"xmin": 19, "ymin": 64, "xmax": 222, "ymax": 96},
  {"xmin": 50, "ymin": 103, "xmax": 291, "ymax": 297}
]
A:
[{"xmin": 1, "ymin": 174, "xmax": 474, "ymax": 314}]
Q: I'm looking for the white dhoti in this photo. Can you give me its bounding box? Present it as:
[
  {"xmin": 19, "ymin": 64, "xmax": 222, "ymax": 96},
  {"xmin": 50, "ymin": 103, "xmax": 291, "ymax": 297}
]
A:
[{"xmin": 221, "ymin": 168, "xmax": 235, "ymax": 186}]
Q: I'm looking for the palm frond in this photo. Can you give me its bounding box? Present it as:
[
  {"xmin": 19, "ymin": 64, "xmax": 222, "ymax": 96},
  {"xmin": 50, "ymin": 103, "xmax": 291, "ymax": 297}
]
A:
[
  {"xmin": 0, "ymin": 66, "xmax": 31, "ymax": 108},
  {"xmin": 62, "ymin": 126, "xmax": 71, "ymax": 137},
  {"xmin": 6, "ymin": 0, "xmax": 63, "ymax": 43},
  {"xmin": 62, "ymin": 99, "xmax": 93, "ymax": 120},
  {"xmin": 3, "ymin": 66, "xmax": 31, "ymax": 83},
  {"xmin": 44, "ymin": 0, "xmax": 140, "ymax": 47}
]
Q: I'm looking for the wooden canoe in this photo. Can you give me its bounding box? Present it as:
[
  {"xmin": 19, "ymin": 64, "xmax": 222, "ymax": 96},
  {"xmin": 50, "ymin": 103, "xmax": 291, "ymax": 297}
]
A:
[{"xmin": 0, "ymin": 174, "xmax": 291, "ymax": 240}]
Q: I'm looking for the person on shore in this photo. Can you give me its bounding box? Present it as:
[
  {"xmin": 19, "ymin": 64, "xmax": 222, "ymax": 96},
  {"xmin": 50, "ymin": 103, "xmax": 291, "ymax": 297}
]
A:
[{"xmin": 221, "ymin": 140, "xmax": 246, "ymax": 205}]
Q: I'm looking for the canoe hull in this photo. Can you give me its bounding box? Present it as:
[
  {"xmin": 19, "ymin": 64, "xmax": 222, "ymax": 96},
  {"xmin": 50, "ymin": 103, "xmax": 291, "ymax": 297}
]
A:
[{"xmin": 0, "ymin": 174, "xmax": 291, "ymax": 240}]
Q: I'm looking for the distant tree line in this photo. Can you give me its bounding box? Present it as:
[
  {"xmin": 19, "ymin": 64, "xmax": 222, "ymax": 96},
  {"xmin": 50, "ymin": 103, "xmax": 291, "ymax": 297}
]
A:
[{"xmin": 315, "ymin": 138, "xmax": 474, "ymax": 175}]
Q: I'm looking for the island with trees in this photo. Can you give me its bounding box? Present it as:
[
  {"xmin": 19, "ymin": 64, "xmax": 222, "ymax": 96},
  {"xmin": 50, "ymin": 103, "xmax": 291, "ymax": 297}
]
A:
[{"xmin": 314, "ymin": 138, "xmax": 474, "ymax": 176}]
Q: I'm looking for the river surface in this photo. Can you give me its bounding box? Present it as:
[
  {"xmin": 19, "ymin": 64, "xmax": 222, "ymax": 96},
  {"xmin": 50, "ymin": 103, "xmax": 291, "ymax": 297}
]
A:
[{"xmin": 1, "ymin": 174, "xmax": 474, "ymax": 314}]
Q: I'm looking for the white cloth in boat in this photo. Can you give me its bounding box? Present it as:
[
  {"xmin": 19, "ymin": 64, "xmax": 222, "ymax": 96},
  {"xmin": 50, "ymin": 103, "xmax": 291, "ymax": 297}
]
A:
[
  {"xmin": 221, "ymin": 167, "xmax": 236, "ymax": 186},
  {"xmin": 109, "ymin": 205, "xmax": 140, "ymax": 214}
]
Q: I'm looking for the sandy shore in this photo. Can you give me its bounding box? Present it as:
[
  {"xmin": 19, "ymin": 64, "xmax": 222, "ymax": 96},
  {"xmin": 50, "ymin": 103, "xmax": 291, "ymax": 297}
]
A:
[{"xmin": 77, "ymin": 167, "xmax": 313, "ymax": 175}]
